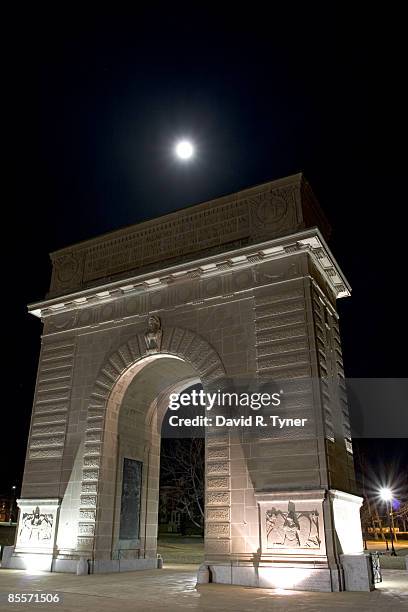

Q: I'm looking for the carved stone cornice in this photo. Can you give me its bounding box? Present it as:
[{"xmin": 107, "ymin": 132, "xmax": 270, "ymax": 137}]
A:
[
  {"xmin": 47, "ymin": 173, "xmax": 331, "ymax": 298},
  {"xmin": 28, "ymin": 228, "xmax": 350, "ymax": 320}
]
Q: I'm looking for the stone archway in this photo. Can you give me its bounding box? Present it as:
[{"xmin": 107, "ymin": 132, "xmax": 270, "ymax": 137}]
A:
[
  {"xmin": 76, "ymin": 326, "xmax": 227, "ymax": 569},
  {"xmin": 12, "ymin": 174, "xmax": 373, "ymax": 591}
]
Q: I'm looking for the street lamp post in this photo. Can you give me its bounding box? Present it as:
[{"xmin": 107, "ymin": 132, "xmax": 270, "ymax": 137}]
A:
[
  {"xmin": 380, "ymin": 488, "xmax": 397, "ymax": 556},
  {"xmin": 388, "ymin": 500, "xmax": 397, "ymax": 556},
  {"xmin": 384, "ymin": 524, "xmax": 389, "ymax": 552},
  {"xmin": 9, "ymin": 485, "xmax": 16, "ymax": 524}
]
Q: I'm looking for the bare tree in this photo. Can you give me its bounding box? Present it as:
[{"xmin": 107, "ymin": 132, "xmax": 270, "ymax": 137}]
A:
[
  {"xmin": 160, "ymin": 438, "xmax": 204, "ymax": 529},
  {"xmin": 360, "ymin": 497, "xmax": 386, "ymax": 545},
  {"xmin": 395, "ymin": 501, "xmax": 408, "ymax": 532},
  {"xmin": 360, "ymin": 498, "xmax": 372, "ymax": 548}
]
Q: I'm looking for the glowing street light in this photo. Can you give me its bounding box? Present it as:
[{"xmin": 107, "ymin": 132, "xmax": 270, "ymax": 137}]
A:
[
  {"xmin": 174, "ymin": 140, "xmax": 194, "ymax": 160},
  {"xmin": 380, "ymin": 488, "xmax": 392, "ymax": 502},
  {"xmin": 380, "ymin": 487, "xmax": 397, "ymax": 556}
]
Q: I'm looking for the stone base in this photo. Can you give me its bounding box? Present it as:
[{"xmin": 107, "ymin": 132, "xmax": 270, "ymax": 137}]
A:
[
  {"xmin": 340, "ymin": 554, "xmax": 374, "ymax": 591},
  {"xmin": 0, "ymin": 546, "xmax": 15, "ymax": 568},
  {"xmin": 53, "ymin": 559, "xmax": 80, "ymax": 573},
  {"xmin": 208, "ymin": 563, "xmax": 341, "ymax": 592},
  {"xmin": 8, "ymin": 553, "xmax": 54, "ymax": 572},
  {"xmin": 206, "ymin": 556, "xmax": 374, "ymax": 592},
  {"xmin": 6, "ymin": 554, "xmax": 157, "ymax": 574},
  {"xmin": 92, "ymin": 558, "xmax": 157, "ymax": 573}
]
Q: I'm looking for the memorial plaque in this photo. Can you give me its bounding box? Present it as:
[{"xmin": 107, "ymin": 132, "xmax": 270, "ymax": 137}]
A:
[{"xmin": 119, "ymin": 458, "xmax": 142, "ymax": 540}]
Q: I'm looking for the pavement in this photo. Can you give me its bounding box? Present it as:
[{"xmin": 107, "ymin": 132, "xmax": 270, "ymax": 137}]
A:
[{"xmin": 0, "ymin": 565, "xmax": 407, "ymax": 612}]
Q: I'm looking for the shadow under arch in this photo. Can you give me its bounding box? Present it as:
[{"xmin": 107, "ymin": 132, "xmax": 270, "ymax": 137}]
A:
[{"xmin": 76, "ymin": 326, "xmax": 226, "ymax": 568}]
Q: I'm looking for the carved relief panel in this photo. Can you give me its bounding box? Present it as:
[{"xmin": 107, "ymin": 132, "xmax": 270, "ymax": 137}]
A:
[
  {"xmin": 265, "ymin": 501, "xmax": 320, "ymax": 549},
  {"xmin": 256, "ymin": 491, "xmax": 326, "ymax": 557},
  {"xmin": 15, "ymin": 498, "xmax": 60, "ymax": 553}
]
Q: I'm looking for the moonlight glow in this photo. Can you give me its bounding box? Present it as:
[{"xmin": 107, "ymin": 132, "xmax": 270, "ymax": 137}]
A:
[{"xmin": 175, "ymin": 140, "xmax": 194, "ymax": 160}]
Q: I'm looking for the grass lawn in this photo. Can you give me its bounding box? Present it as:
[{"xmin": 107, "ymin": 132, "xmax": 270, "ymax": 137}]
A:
[{"xmin": 157, "ymin": 535, "xmax": 204, "ymax": 564}]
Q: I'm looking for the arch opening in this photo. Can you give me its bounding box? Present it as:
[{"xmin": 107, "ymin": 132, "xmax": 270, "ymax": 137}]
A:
[
  {"xmin": 158, "ymin": 382, "xmax": 205, "ymax": 565},
  {"xmin": 96, "ymin": 354, "xmax": 205, "ymax": 568}
]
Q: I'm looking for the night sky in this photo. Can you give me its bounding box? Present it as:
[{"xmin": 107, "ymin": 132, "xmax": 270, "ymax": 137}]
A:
[{"xmin": 2, "ymin": 5, "xmax": 406, "ymax": 496}]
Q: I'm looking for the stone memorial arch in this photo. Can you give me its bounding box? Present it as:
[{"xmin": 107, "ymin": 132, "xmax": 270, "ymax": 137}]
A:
[{"xmin": 9, "ymin": 174, "xmax": 372, "ymax": 591}]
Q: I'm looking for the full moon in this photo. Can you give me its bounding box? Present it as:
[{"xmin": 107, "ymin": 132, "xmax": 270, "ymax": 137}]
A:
[{"xmin": 175, "ymin": 140, "xmax": 194, "ymax": 160}]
